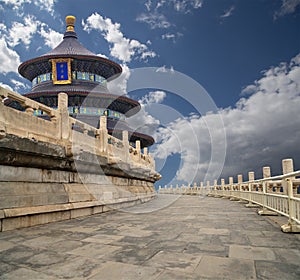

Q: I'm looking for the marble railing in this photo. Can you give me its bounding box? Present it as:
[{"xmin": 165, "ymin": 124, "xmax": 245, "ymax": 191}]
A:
[
  {"xmin": 158, "ymin": 158, "xmax": 300, "ymax": 233},
  {"xmin": 0, "ymin": 86, "xmax": 156, "ymax": 174}
]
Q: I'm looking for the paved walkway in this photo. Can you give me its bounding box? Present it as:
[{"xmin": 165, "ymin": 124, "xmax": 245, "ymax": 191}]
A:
[{"xmin": 0, "ymin": 195, "xmax": 300, "ymax": 279}]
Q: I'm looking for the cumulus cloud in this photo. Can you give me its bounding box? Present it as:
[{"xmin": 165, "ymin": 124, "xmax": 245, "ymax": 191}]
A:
[
  {"xmin": 33, "ymin": 0, "xmax": 56, "ymax": 15},
  {"xmin": 155, "ymin": 65, "xmax": 175, "ymax": 73},
  {"xmin": 82, "ymin": 13, "xmax": 156, "ymax": 63},
  {"xmin": 137, "ymin": 0, "xmax": 203, "ymax": 33},
  {"xmin": 274, "ymin": 0, "xmax": 300, "ymax": 19},
  {"xmin": 107, "ymin": 64, "xmax": 131, "ymax": 96},
  {"xmin": 0, "ymin": 0, "xmax": 31, "ymax": 9},
  {"xmin": 136, "ymin": 12, "xmax": 171, "ymax": 29},
  {"xmin": 6, "ymin": 15, "xmax": 39, "ymax": 48},
  {"xmin": 162, "ymin": 32, "xmax": 183, "ymax": 42},
  {"xmin": 127, "ymin": 91, "xmax": 167, "ymax": 136},
  {"xmin": 0, "ymin": 82, "xmax": 13, "ymax": 91},
  {"xmin": 156, "ymin": 0, "xmax": 203, "ymax": 13},
  {"xmin": 10, "ymin": 78, "xmax": 29, "ymax": 92},
  {"xmin": 152, "ymin": 53, "xmax": 300, "ymax": 184},
  {"xmin": 0, "ymin": 38, "xmax": 21, "ymax": 74},
  {"xmin": 0, "ymin": 0, "xmax": 57, "ymax": 15},
  {"xmin": 39, "ymin": 24, "xmax": 63, "ymax": 49},
  {"xmin": 139, "ymin": 90, "xmax": 167, "ymax": 105}
]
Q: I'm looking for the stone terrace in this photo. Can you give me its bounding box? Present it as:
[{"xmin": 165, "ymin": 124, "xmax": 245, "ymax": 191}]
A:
[{"xmin": 0, "ymin": 195, "xmax": 300, "ymax": 280}]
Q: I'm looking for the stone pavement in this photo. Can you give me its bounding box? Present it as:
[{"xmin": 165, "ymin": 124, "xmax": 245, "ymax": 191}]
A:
[{"xmin": 0, "ymin": 195, "xmax": 300, "ymax": 280}]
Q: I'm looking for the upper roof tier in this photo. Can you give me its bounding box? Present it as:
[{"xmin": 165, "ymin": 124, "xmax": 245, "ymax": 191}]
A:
[{"xmin": 18, "ymin": 16, "xmax": 122, "ymax": 82}]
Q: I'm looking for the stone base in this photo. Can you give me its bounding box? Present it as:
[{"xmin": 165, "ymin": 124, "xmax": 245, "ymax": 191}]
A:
[
  {"xmin": 0, "ymin": 194, "xmax": 155, "ymax": 232},
  {"xmin": 0, "ymin": 134, "xmax": 159, "ymax": 231},
  {"xmin": 281, "ymin": 223, "xmax": 300, "ymax": 233},
  {"xmin": 230, "ymin": 197, "xmax": 240, "ymax": 201}
]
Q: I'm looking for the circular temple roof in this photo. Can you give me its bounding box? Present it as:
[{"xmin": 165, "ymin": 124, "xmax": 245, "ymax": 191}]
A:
[
  {"xmin": 14, "ymin": 15, "xmax": 153, "ymax": 147},
  {"xmin": 18, "ymin": 16, "xmax": 122, "ymax": 82}
]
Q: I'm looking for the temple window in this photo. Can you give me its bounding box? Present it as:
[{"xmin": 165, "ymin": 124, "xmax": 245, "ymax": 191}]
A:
[{"xmin": 32, "ymin": 71, "xmax": 107, "ymax": 87}]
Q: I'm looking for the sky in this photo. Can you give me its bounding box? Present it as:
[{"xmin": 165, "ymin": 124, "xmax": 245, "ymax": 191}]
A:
[{"xmin": 0, "ymin": 0, "xmax": 300, "ymax": 187}]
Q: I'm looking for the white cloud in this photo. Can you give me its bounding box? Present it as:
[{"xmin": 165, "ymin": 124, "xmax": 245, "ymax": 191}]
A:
[
  {"xmin": 10, "ymin": 78, "xmax": 29, "ymax": 91},
  {"xmin": 145, "ymin": 0, "xmax": 152, "ymax": 11},
  {"xmin": 127, "ymin": 106, "xmax": 161, "ymax": 137},
  {"xmin": 152, "ymin": 53, "xmax": 300, "ymax": 184},
  {"xmin": 127, "ymin": 92, "xmax": 166, "ymax": 137},
  {"xmin": 274, "ymin": 0, "xmax": 300, "ymax": 18},
  {"xmin": 241, "ymin": 84, "xmax": 257, "ymax": 96},
  {"xmin": 162, "ymin": 33, "xmax": 176, "ymax": 40},
  {"xmin": 138, "ymin": 1, "xmax": 203, "ymax": 30},
  {"xmin": 139, "ymin": 90, "xmax": 167, "ymax": 105},
  {"xmin": 192, "ymin": 0, "xmax": 203, "ymax": 9},
  {"xmin": 220, "ymin": 6, "xmax": 235, "ymax": 18},
  {"xmin": 155, "ymin": 0, "xmax": 203, "ymax": 13},
  {"xmin": 0, "ymin": 38, "xmax": 21, "ymax": 74},
  {"xmin": 33, "ymin": 0, "xmax": 56, "ymax": 15},
  {"xmin": 82, "ymin": 13, "xmax": 156, "ymax": 63},
  {"xmin": 0, "ymin": 0, "xmax": 57, "ymax": 15},
  {"xmin": 1, "ymin": 16, "xmax": 62, "ymax": 52},
  {"xmin": 0, "ymin": 82, "xmax": 13, "ymax": 91},
  {"xmin": 6, "ymin": 15, "xmax": 40, "ymax": 48},
  {"xmin": 107, "ymin": 63, "xmax": 131, "ymax": 96},
  {"xmin": 162, "ymin": 32, "xmax": 183, "ymax": 42},
  {"xmin": 39, "ymin": 24, "xmax": 63, "ymax": 49},
  {"xmin": 0, "ymin": 23, "xmax": 7, "ymax": 33},
  {"xmin": 136, "ymin": 12, "xmax": 171, "ymax": 29},
  {"xmin": 97, "ymin": 53, "xmax": 109, "ymax": 59},
  {"xmin": 140, "ymin": 50, "xmax": 157, "ymax": 60},
  {"xmin": 0, "ymin": 0, "xmax": 30, "ymax": 9},
  {"xmin": 155, "ymin": 65, "xmax": 175, "ymax": 72}
]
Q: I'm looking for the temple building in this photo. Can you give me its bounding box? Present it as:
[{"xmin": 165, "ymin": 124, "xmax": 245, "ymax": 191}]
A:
[
  {"xmin": 0, "ymin": 15, "xmax": 160, "ymax": 232},
  {"xmin": 15, "ymin": 15, "xmax": 154, "ymax": 148}
]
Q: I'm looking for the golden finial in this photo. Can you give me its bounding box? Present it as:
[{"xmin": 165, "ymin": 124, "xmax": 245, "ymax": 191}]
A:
[{"xmin": 66, "ymin": 15, "xmax": 76, "ymax": 32}]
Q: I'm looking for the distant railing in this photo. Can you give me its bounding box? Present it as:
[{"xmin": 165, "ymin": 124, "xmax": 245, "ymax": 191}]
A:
[
  {"xmin": 0, "ymin": 86, "xmax": 157, "ymax": 174},
  {"xmin": 158, "ymin": 158, "xmax": 300, "ymax": 233}
]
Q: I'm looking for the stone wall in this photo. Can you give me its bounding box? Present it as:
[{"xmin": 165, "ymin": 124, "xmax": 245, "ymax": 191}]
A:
[
  {"xmin": 0, "ymin": 87, "xmax": 160, "ymax": 231},
  {"xmin": 0, "ymin": 134, "xmax": 156, "ymax": 231}
]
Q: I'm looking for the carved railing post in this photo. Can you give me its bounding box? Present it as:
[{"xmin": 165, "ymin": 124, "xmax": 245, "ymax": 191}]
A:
[
  {"xmin": 281, "ymin": 159, "xmax": 300, "ymax": 232},
  {"xmin": 220, "ymin": 179, "xmax": 224, "ymax": 196},
  {"xmin": 207, "ymin": 181, "xmax": 210, "ymax": 195},
  {"xmin": 237, "ymin": 174, "xmax": 243, "ymax": 200},
  {"xmin": 237, "ymin": 174, "xmax": 243, "ymax": 184},
  {"xmin": 99, "ymin": 115, "xmax": 108, "ymax": 154},
  {"xmin": 259, "ymin": 166, "xmax": 277, "ymax": 216},
  {"xmin": 246, "ymin": 171, "xmax": 259, "ymax": 208},
  {"xmin": 229, "ymin": 177, "xmax": 233, "ymax": 191},
  {"xmin": 229, "ymin": 176, "xmax": 239, "ymax": 201},
  {"xmin": 282, "ymin": 159, "xmax": 295, "ymax": 193},
  {"xmin": 122, "ymin": 130, "xmax": 129, "ymax": 162},
  {"xmin": 58, "ymin": 93, "xmax": 69, "ymax": 140},
  {"xmin": 199, "ymin": 182, "xmax": 203, "ymax": 195},
  {"xmin": 136, "ymin": 140, "xmax": 141, "ymax": 163}
]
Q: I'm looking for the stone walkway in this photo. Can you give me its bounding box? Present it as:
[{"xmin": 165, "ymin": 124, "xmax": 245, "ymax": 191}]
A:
[{"xmin": 0, "ymin": 195, "xmax": 300, "ymax": 279}]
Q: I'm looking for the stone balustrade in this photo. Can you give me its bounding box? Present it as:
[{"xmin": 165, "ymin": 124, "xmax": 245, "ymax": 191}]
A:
[
  {"xmin": 0, "ymin": 86, "xmax": 161, "ymax": 231},
  {"xmin": 0, "ymin": 86, "xmax": 157, "ymax": 174},
  {"xmin": 158, "ymin": 158, "xmax": 300, "ymax": 233}
]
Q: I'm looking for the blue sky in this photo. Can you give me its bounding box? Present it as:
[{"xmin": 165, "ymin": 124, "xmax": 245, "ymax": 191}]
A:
[{"xmin": 0, "ymin": 0, "xmax": 300, "ymax": 187}]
